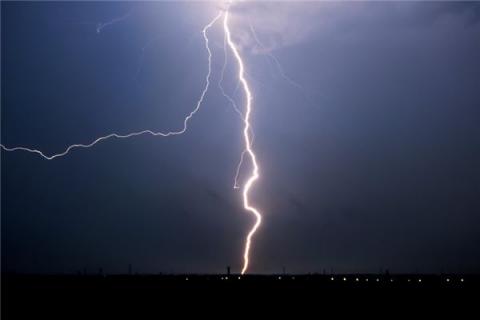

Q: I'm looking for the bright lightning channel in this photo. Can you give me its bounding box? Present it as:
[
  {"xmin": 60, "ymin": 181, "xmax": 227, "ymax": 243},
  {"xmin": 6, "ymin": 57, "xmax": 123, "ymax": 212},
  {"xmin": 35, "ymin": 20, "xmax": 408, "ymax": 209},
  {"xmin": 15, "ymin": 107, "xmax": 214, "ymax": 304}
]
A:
[
  {"xmin": 224, "ymin": 10, "xmax": 262, "ymax": 275},
  {"xmin": 0, "ymin": 13, "xmax": 222, "ymax": 160},
  {"xmin": 218, "ymin": 26, "xmax": 244, "ymax": 121},
  {"xmin": 218, "ymin": 31, "xmax": 253, "ymax": 191}
]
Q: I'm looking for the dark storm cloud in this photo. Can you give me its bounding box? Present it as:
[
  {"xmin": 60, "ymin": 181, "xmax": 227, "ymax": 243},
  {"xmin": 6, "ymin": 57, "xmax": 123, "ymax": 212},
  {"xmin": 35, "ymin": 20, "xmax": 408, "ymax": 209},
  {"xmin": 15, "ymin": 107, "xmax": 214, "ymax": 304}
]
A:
[{"xmin": 2, "ymin": 1, "xmax": 479, "ymax": 274}]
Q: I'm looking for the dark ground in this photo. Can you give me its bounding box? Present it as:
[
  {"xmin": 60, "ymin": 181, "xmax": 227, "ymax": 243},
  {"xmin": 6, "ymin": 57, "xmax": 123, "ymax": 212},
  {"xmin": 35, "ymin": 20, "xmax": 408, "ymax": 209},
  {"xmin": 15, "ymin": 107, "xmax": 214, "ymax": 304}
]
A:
[{"xmin": 2, "ymin": 273, "xmax": 477, "ymax": 317}]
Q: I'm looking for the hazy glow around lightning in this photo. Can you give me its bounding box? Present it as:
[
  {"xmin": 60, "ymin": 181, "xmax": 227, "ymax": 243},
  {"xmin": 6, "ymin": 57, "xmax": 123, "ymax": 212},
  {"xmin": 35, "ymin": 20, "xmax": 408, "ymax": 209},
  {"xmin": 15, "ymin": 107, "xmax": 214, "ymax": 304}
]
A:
[{"xmin": 224, "ymin": 10, "xmax": 262, "ymax": 275}]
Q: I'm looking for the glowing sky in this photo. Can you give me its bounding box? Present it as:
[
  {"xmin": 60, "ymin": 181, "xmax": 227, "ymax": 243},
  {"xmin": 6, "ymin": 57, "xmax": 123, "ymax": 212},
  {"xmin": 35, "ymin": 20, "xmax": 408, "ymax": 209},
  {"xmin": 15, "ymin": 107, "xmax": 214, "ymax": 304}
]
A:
[{"xmin": 2, "ymin": 1, "xmax": 480, "ymax": 274}]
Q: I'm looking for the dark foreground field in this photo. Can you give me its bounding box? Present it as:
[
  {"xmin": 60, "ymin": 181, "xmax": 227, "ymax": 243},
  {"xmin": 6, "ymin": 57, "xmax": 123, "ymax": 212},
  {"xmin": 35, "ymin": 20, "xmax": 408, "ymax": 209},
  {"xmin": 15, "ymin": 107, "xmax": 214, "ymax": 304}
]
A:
[{"xmin": 2, "ymin": 273, "xmax": 477, "ymax": 317}]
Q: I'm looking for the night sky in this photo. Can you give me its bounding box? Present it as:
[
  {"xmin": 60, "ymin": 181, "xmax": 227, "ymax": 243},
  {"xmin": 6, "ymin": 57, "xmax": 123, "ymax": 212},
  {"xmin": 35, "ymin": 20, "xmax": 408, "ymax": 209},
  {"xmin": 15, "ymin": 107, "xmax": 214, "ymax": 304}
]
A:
[{"xmin": 2, "ymin": 1, "xmax": 480, "ymax": 274}]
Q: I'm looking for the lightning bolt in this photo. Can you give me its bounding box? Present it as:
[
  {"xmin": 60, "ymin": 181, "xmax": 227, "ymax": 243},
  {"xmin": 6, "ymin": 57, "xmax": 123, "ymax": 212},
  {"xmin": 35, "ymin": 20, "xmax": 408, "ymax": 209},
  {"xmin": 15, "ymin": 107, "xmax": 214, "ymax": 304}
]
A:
[
  {"xmin": 96, "ymin": 11, "xmax": 132, "ymax": 34},
  {"xmin": 218, "ymin": 27, "xmax": 244, "ymax": 120},
  {"xmin": 2, "ymin": 7, "xmax": 263, "ymax": 275},
  {"xmin": 0, "ymin": 13, "xmax": 222, "ymax": 160},
  {"xmin": 217, "ymin": 25, "xmax": 254, "ymax": 191},
  {"xmin": 224, "ymin": 10, "xmax": 262, "ymax": 275},
  {"xmin": 249, "ymin": 22, "xmax": 304, "ymax": 91}
]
